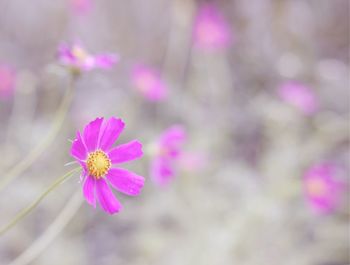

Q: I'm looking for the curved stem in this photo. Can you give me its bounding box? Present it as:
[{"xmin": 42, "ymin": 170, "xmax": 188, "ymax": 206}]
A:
[
  {"xmin": 0, "ymin": 77, "xmax": 76, "ymax": 191},
  {"xmin": 8, "ymin": 191, "xmax": 83, "ymax": 265},
  {"xmin": 0, "ymin": 167, "xmax": 81, "ymax": 236}
]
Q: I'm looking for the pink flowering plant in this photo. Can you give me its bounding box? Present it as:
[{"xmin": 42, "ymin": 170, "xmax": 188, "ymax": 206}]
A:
[
  {"xmin": 1, "ymin": 3, "xmax": 349, "ymax": 263},
  {"xmin": 70, "ymin": 0, "xmax": 93, "ymax": 15},
  {"xmin": 71, "ymin": 117, "xmax": 145, "ymax": 214},
  {"xmin": 0, "ymin": 64, "xmax": 16, "ymax": 100},
  {"xmin": 150, "ymin": 125, "xmax": 186, "ymax": 185},
  {"xmin": 131, "ymin": 64, "xmax": 168, "ymax": 102},
  {"xmin": 193, "ymin": 4, "xmax": 232, "ymax": 51},
  {"xmin": 58, "ymin": 43, "xmax": 118, "ymax": 73},
  {"xmin": 278, "ymin": 81, "xmax": 318, "ymax": 115},
  {"xmin": 303, "ymin": 163, "xmax": 345, "ymax": 214}
]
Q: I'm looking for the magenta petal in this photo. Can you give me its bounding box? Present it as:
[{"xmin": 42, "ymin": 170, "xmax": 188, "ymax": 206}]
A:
[
  {"xmin": 71, "ymin": 0, "xmax": 93, "ymax": 15},
  {"xmin": 131, "ymin": 65, "xmax": 168, "ymax": 102},
  {"xmin": 83, "ymin": 175, "xmax": 96, "ymax": 207},
  {"xmin": 99, "ymin": 118, "xmax": 125, "ymax": 151},
  {"xmin": 161, "ymin": 125, "xmax": 186, "ymax": 145},
  {"xmin": 151, "ymin": 157, "xmax": 174, "ymax": 186},
  {"xmin": 94, "ymin": 54, "xmax": 119, "ymax": 69},
  {"xmin": 108, "ymin": 140, "xmax": 143, "ymax": 164},
  {"xmin": 95, "ymin": 178, "xmax": 122, "ymax": 214},
  {"xmin": 279, "ymin": 82, "xmax": 318, "ymax": 115},
  {"xmin": 0, "ymin": 65, "xmax": 16, "ymax": 100},
  {"xmin": 194, "ymin": 4, "xmax": 232, "ymax": 50},
  {"xmin": 83, "ymin": 117, "xmax": 103, "ymax": 152},
  {"xmin": 80, "ymin": 56, "xmax": 95, "ymax": 71},
  {"xmin": 71, "ymin": 131, "xmax": 87, "ymax": 161},
  {"xmin": 58, "ymin": 44, "xmax": 75, "ymax": 64},
  {"xmin": 107, "ymin": 168, "xmax": 145, "ymax": 196}
]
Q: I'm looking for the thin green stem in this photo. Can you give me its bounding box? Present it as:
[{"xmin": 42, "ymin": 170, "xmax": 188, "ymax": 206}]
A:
[
  {"xmin": 0, "ymin": 167, "xmax": 81, "ymax": 236},
  {"xmin": 0, "ymin": 77, "xmax": 76, "ymax": 191},
  {"xmin": 8, "ymin": 191, "xmax": 83, "ymax": 265}
]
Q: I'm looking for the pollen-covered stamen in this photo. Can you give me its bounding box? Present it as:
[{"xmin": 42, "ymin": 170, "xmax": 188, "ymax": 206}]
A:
[{"xmin": 87, "ymin": 150, "xmax": 111, "ymax": 178}]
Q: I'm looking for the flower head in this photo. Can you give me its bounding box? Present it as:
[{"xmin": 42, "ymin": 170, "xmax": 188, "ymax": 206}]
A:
[
  {"xmin": 150, "ymin": 126, "xmax": 186, "ymax": 186},
  {"xmin": 0, "ymin": 65, "xmax": 16, "ymax": 100},
  {"xmin": 70, "ymin": 0, "xmax": 93, "ymax": 15},
  {"xmin": 303, "ymin": 162, "xmax": 345, "ymax": 214},
  {"xmin": 278, "ymin": 81, "xmax": 318, "ymax": 115},
  {"xmin": 70, "ymin": 117, "xmax": 144, "ymax": 214},
  {"xmin": 193, "ymin": 4, "xmax": 232, "ymax": 51},
  {"xmin": 58, "ymin": 43, "xmax": 118, "ymax": 74},
  {"xmin": 131, "ymin": 64, "xmax": 168, "ymax": 102},
  {"xmin": 177, "ymin": 151, "xmax": 207, "ymax": 173}
]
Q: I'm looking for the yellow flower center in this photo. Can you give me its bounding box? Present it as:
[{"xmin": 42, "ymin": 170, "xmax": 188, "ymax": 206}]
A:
[
  {"xmin": 86, "ymin": 150, "xmax": 111, "ymax": 178},
  {"xmin": 307, "ymin": 179, "xmax": 327, "ymax": 197},
  {"xmin": 72, "ymin": 46, "xmax": 89, "ymax": 61}
]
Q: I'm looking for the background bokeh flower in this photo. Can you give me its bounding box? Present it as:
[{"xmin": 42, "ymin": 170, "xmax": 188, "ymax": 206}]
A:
[
  {"xmin": 150, "ymin": 125, "xmax": 186, "ymax": 186},
  {"xmin": 304, "ymin": 162, "xmax": 346, "ymax": 214},
  {"xmin": 278, "ymin": 81, "xmax": 318, "ymax": 115},
  {"xmin": 131, "ymin": 64, "xmax": 168, "ymax": 102},
  {"xmin": 70, "ymin": 0, "xmax": 93, "ymax": 15},
  {"xmin": 0, "ymin": 65, "xmax": 16, "ymax": 100},
  {"xmin": 193, "ymin": 3, "xmax": 232, "ymax": 50},
  {"xmin": 58, "ymin": 43, "xmax": 118, "ymax": 73}
]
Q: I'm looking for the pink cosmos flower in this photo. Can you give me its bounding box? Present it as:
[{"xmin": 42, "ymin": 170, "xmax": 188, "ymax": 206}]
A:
[
  {"xmin": 193, "ymin": 4, "xmax": 232, "ymax": 51},
  {"xmin": 131, "ymin": 64, "xmax": 168, "ymax": 102},
  {"xmin": 278, "ymin": 81, "xmax": 318, "ymax": 115},
  {"xmin": 150, "ymin": 126, "xmax": 186, "ymax": 185},
  {"xmin": 70, "ymin": 117, "xmax": 144, "ymax": 214},
  {"xmin": 177, "ymin": 152, "xmax": 207, "ymax": 173},
  {"xmin": 58, "ymin": 43, "xmax": 118, "ymax": 73},
  {"xmin": 70, "ymin": 0, "xmax": 93, "ymax": 15},
  {"xmin": 303, "ymin": 163, "xmax": 345, "ymax": 214},
  {"xmin": 0, "ymin": 65, "xmax": 16, "ymax": 100}
]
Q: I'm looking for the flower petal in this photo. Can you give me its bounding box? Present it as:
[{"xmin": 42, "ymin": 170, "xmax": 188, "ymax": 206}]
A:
[
  {"xmin": 160, "ymin": 125, "xmax": 186, "ymax": 146},
  {"xmin": 70, "ymin": 131, "xmax": 87, "ymax": 161},
  {"xmin": 94, "ymin": 54, "xmax": 119, "ymax": 69},
  {"xmin": 83, "ymin": 175, "xmax": 96, "ymax": 207},
  {"xmin": 81, "ymin": 56, "xmax": 95, "ymax": 71},
  {"xmin": 83, "ymin": 117, "xmax": 103, "ymax": 152},
  {"xmin": 99, "ymin": 117, "xmax": 125, "ymax": 151},
  {"xmin": 106, "ymin": 168, "xmax": 145, "ymax": 196},
  {"xmin": 151, "ymin": 157, "xmax": 174, "ymax": 186},
  {"xmin": 108, "ymin": 140, "xmax": 143, "ymax": 164},
  {"xmin": 58, "ymin": 43, "xmax": 75, "ymax": 64},
  {"xmin": 95, "ymin": 178, "xmax": 122, "ymax": 214},
  {"xmin": 131, "ymin": 65, "xmax": 168, "ymax": 101}
]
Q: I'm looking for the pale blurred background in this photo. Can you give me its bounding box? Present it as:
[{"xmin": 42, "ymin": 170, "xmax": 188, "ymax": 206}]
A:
[{"xmin": 0, "ymin": 0, "xmax": 349, "ymax": 265}]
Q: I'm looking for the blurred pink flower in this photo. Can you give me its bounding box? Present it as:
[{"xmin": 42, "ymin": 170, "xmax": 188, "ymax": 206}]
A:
[
  {"xmin": 71, "ymin": 117, "xmax": 144, "ymax": 215},
  {"xmin": 177, "ymin": 152, "xmax": 207, "ymax": 172},
  {"xmin": 0, "ymin": 65, "xmax": 16, "ymax": 100},
  {"xmin": 193, "ymin": 4, "xmax": 232, "ymax": 51},
  {"xmin": 58, "ymin": 43, "xmax": 118, "ymax": 73},
  {"xmin": 303, "ymin": 163, "xmax": 345, "ymax": 214},
  {"xmin": 70, "ymin": 0, "xmax": 93, "ymax": 15},
  {"xmin": 131, "ymin": 64, "xmax": 168, "ymax": 101},
  {"xmin": 278, "ymin": 81, "xmax": 318, "ymax": 115},
  {"xmin": 151, "ymin": 125, "xmax": 186, "ymax": 186}
]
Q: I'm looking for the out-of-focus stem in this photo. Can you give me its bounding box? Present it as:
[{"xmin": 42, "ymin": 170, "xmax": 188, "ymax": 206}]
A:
[
  {"xmin": 0, "ymin": 167, "xmax": 80, "ymax": 236},
  {"xmin": 8, "ymin": 191, "xmax": 83, "ymax": 265},
  {"xmin": 0, "ymin": 76, "xmax": 77, "ymax": 191}
]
